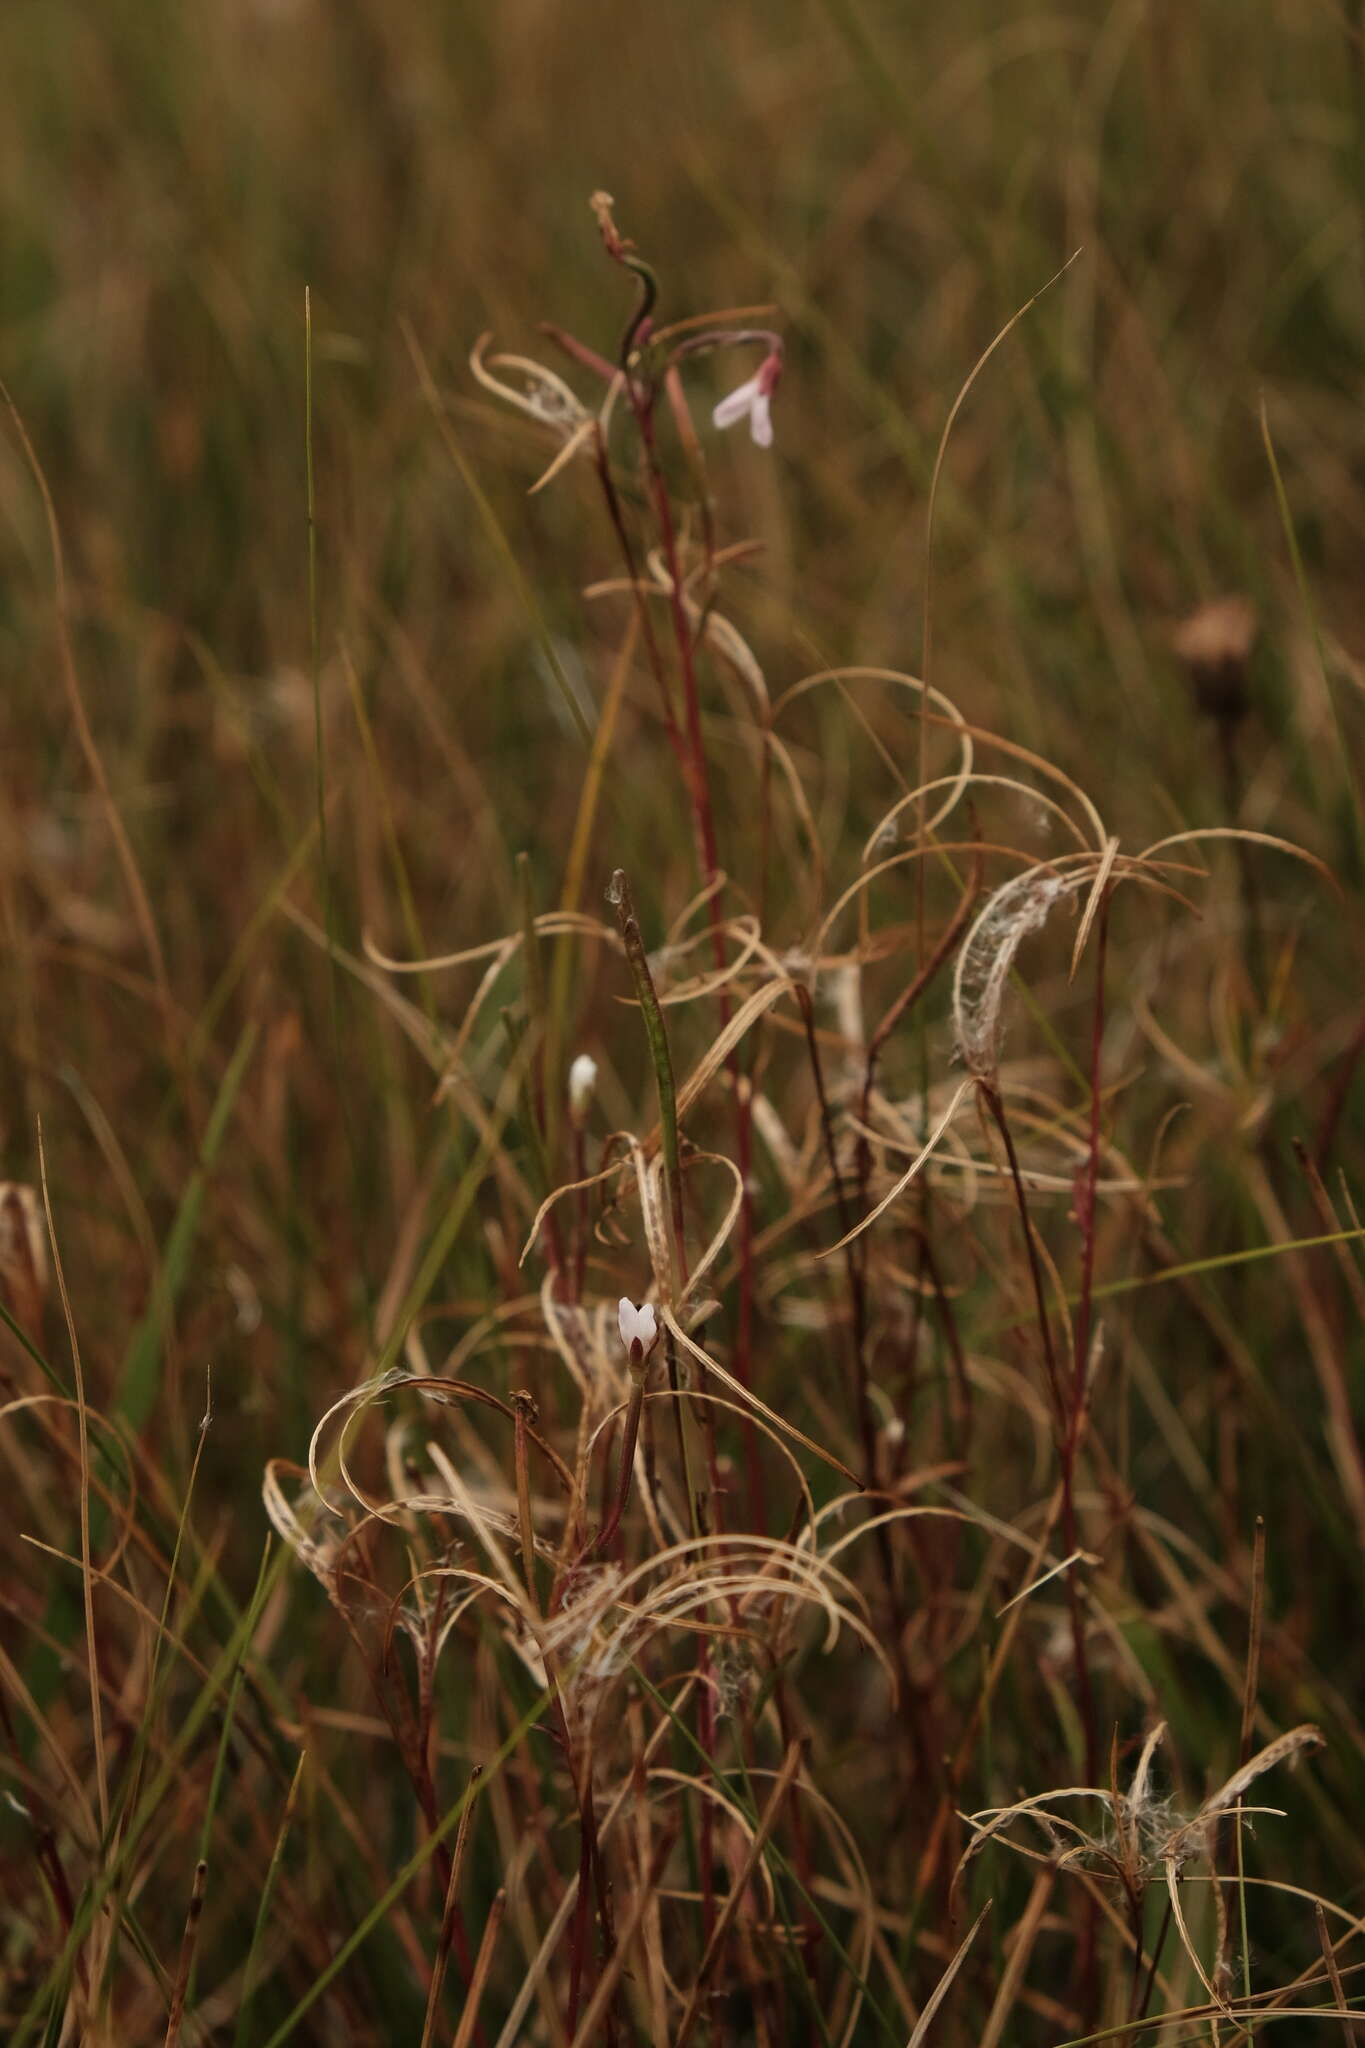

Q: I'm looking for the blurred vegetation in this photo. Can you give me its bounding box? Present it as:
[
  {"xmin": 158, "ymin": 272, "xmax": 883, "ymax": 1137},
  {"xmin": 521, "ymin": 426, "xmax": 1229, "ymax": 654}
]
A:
[{"xmin": 3, "ymin": 1, "xmax": 1365, "ymax": 2041}]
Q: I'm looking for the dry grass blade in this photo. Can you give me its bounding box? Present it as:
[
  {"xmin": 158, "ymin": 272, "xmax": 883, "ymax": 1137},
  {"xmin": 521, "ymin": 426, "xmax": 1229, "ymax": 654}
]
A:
[
  {"xmin": 518, "ymin": 1153, "xmax": 628, "ymax": 1266},
  {"xmin": 36, "ymin": 1119, "xmax": 108, "ymax": 1837},
  {"xmin": 860, "ymin": 773, "xmax": 1092, "ymax": 865},
  {"xmin": 671, "ymin": 976, "xmax": 796, "ymax": 1126},
  {"xmin": 820, "ymin": 1078, "xmax": 971, "ymax": 1256},
  {"xmin": 922, "ymin": 246, "xmax": 1082, "ymax": 700},
  {"xmin": 953, "ymin": 1786, "xmax": 1110, "ymax": 1891},
  {"xmin": 1193, "ymin": 1725, "xmax": 1326, "ymax": 1826},
  {"xmin": 565, "ymin": 1823, "xmax": 678, "ymax": 2048},
  {"xmin": 1163, "ymin": 1852, "xmax": 1234, "ymax": 2021},
  {"xmin": 469, "ymin": 332, "xmax": 589, "ymax": 429},
  {"xmin": 419, "ymin": 1767, "xmax": 484, "ymax": 2048},
  {"xmin": 994, "ymin": 1546, "xmax": 1099, "ymax": 1617},
  {"xmin": 662, "ymin": 1306, "xmax": 861, "ymax": 1485},
  {"xmin": 905, "ymin": 1900, "xmax": 992, "ymax": 2047},
  {"xmin": 0, "ymin": 379, "xmax": 172, "ymax": 1039},
  {"xmin": 450, "ymin": 1888, "xmax": 506, "ymax": 2048},
  {"xmin": 529, "ymin": 415, "xmax": 597, "ymax": 493},
  {"xmin": 1240, "ymin": 1518, "xmax": 1266, "ymax": 1764},
  {"xmin": 232, "ymin": 1753, "xmax": 306, "ymax": 2048},
  {"xmin": 1069, "ymin": 834, "xmax": 1120, "ymax": 981},
  {"xmin": 978, "ymin": 1870, "xmax": 1051, "ymax": 2048},
  {"xmin": 673, "ymin": 1739, "xmax": 806, "ymax": 2048},
  {"xmin": 491, "ymin": 1683, "xmax": 696, "ymax": 2048},
  {"xmin": 163, "ymin": 1859, "xmax": 208, "ymax": 2048},
  {"xmin": 678, "ymin": 1147, "xmax": 745, "ymax": 1300},
  {"xmin": 1313, "ymin": 1899, "xmax": 1356, "ymax": 2045},
  {"xmin": 629, "ymin": 1140, "xmax": 675, "ymax": 1303},
  {"xmin": 1137, "ymin": 825, "xmax": 1338, "ymax": 894},
  {"xmin": 773, "ymin": 668, "xmax": 976, "ymax": 839}
]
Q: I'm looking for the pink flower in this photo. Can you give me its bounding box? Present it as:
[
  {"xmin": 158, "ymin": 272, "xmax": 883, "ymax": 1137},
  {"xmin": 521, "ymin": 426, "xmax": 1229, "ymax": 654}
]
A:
[
  {"xmin": 712, "ymin": 351, "xmax": 781, "ymax": 449},
  {"xmin": 618, "ymin": 1298, "xmax": 658, "ymax": 1361}
]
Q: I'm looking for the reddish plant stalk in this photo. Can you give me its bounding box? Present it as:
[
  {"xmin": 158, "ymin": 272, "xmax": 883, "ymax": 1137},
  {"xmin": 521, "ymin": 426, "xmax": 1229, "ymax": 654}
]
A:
[
  {"xmin": 910, "ymin": 1223, "xmax": 974, "ymax": 1461},
  {"xmin": 1063, "ymin": 897, "xmax": 1113, "ymax": 2023},
  {"xmin": 571, "ymin": 1123, "xmax": 589, "ymax": 1302},
  {"xmin": 796, "ymin": 985, "xmax": 873, "ymax": 1485},
  {"xmin": 772, "ymin": 1668, "xmax": 824, "ymax": 1999},
  {"xmin": 1067, "ymin": 894, "xmax": 1109, "ymax": 1796},
  {"xmin": 589, "ymin": 430, "xmax": 689, "ymax": 772},
  {"xmin": 980, "ymin": 1073, "xmax": 1100, "ymax": 1798},
  {"xmin": 593, "ymin": 1378, "xmax": 646, "ymax": 1556},
  {"xmin": 565, "ymin": 1774, "xmax": 597, "ymax": 2033},
  {"xmin": 603, "ymin": 403, "xmax": 764, "ymax": 1524},
  {"xmin": 851, "ymin": 856, "xmax": 981, "ymax": 1472},
  {"xmin": 1070, "ymin": 896, "xmax": 1109, "ymax": 1413},
  {"xmin": 588, "ymin": 238, "xmax": 767, "ymax": 1984},
  {"xmin": 797, "ymin": 986, "xmax": 937, "ymax": 1799},
  {"xmin": 635, "ymin": 402, "xmax": 726, "ymax": 912},
  {"xmin": 609, "ymin": 867, "xmax": 722, "ymax": 1949},
  {"xmin": 551, "ymin": 1677, "xmax": 618, "ymax": 2040}
]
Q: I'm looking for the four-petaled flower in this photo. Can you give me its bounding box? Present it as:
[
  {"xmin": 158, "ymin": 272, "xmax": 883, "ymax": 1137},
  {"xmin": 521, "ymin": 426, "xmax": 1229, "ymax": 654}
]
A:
[
  {"xmin": 712, "ymin": 350, "xmax": 782, "ymax": 449},
  {"xmin": 618, "ymin": 1298, "xmax": 658, "ymax": 1362}
]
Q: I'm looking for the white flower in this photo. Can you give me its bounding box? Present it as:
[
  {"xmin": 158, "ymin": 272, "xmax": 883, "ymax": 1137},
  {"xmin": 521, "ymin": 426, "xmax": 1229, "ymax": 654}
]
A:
[
  {"xmin": 712, "ymin": 351, "xmax": 781, "ymax": 449},
  {"xmin": 618, "ymin": 1298, "xmax": 658, "ymax": 1358},
  {"xmin": 568, "ymin": 1053, "xmax": 598, "ymax": 1117}
]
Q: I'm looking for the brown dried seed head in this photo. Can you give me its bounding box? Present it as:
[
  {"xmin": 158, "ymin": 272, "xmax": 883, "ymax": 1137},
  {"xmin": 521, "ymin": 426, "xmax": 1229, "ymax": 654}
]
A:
[{"xmin": 1172, "ymin": 596, "xmax": 1259, "ymax": 720}]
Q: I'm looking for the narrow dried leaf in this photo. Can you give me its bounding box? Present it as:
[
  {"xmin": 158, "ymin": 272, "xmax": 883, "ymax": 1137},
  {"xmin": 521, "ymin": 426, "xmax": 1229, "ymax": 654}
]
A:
[
  {"xmin": 1163, "ymin": 1854, "xmax": 1234, "ymax": 2019},
  {"xmin": 662, "ymin": 1307, "xmax": 861, "ymax": 1487},
  {"xmin": 673, "ymin": 977, "xmax": 796, "ymax": 1124},
  {"xmin": 820, "ymin": 1080, "xmax": 971, "ymax": 1258},
  {"xmin": 1195, "ymin": 1724, "xmax": 1325, "ymax": 1823},
  {"xmin": 1069, "ymin": 834, "xmax": 1120, "ymax": 982},
  {"xmin": 905, "ymin": 1900, "xmax": 992, "ymax": 2047}
]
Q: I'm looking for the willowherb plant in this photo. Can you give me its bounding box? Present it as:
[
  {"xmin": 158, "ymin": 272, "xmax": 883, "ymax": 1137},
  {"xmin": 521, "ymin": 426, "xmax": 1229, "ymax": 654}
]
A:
[
  {"xmin": 247, "ymin": 195, "xmax": 1362, "ymax": 2048},
  {"xmin": 237, "ymin": 195, "xmax": 1356, "ymax": 2046}
]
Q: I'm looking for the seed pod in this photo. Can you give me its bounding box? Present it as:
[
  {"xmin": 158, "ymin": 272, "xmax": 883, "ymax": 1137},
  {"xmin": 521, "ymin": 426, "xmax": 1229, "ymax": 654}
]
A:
[{"xmin": 1173, "ymin": 596, "xmax": 1258, "ymax": 723}]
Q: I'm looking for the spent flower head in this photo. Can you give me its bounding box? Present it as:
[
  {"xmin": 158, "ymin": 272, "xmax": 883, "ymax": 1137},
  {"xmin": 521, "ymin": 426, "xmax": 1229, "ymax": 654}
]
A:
[{"xmin": 1172, "ymin": 595, "xmax": 1258, "ymax": 723}]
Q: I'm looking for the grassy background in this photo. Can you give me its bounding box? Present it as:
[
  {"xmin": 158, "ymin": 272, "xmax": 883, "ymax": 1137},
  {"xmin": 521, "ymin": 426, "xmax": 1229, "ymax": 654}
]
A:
[{"xmin": 3, "ymin": 1, "xmax": 1365, "ymax": 2041}]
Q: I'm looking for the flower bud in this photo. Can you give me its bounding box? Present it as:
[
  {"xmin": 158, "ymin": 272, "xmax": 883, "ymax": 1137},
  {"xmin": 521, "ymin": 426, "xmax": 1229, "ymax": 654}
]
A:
[
  {"xmin": 568, "ymin": 1053, "xmax": 598, "ymax": 1122},
  {"xmin": 618, "ymin": 1297, "xmax": 658, "ymax": 1366}
]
